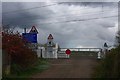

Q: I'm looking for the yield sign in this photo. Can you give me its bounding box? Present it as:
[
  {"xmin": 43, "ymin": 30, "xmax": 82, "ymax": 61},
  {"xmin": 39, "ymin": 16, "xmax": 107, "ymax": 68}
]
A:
[
  {"xmin": 48, "ymin": 34, "xmax": 53, "ymax": 39},
  {"xmin": 29, "ymin": 26, "xmax": 38, "ymax": 34}
]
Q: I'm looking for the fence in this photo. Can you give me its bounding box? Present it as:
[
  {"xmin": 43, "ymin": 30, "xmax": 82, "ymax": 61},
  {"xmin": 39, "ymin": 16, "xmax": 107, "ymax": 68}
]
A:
[
  {"xmin": 60, "ymin": 48, "xmax": 101, "ymax": 52},
  {"xmin": 36, "ymin": 47, "xmax": 58, "ymax": 58},
  {"xmin": 36, "ymin": 47, "xmax": 102, "ymax": 58}
]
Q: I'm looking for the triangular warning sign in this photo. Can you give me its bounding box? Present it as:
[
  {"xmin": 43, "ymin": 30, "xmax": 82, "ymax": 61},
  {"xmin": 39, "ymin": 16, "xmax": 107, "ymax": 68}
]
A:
[
  {"xmin": 29, "ymin": 26, "xmax": 38, "ymax": 34},
  {"xmin": 48, "ymin": 34, "xmax": 53, "ymax": 39}
]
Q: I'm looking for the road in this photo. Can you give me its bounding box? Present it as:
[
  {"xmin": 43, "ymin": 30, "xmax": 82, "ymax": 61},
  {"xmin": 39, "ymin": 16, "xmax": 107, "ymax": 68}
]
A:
[{"xmin": 31, "ymin": 52, "xmax": 98, "ymax": 78}]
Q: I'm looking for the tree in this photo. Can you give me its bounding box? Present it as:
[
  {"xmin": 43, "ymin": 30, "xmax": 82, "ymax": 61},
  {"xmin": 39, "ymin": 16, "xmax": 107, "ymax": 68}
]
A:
[{"xmin": 2, "ymin": 31, "xmax": 37, "ymax": 72}]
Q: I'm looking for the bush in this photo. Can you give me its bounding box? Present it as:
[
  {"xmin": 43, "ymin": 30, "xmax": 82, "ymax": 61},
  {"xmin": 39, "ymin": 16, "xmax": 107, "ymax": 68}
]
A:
[
  {"xmin": 93, "ymin": 46, "xmax": 120, "ymax": 78},
  {"xmin": 11, "ymin": 64, "xmax": 23, "ymax": 75},
  {"xmin": 2, "ymin": 32, "xmax": 38, "ymax": 74}
]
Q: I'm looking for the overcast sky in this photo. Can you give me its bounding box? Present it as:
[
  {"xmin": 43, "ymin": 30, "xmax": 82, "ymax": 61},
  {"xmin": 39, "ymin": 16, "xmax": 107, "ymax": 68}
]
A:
[{"xmin": 2, "ymin": 1, "xmax": 118, "ymax": 48}]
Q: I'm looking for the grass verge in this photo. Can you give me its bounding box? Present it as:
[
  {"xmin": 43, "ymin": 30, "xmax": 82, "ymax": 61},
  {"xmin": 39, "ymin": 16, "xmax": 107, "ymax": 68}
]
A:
[{"xmin": 3, "ymin": 58, "xmax": 50, "ymax": 80}]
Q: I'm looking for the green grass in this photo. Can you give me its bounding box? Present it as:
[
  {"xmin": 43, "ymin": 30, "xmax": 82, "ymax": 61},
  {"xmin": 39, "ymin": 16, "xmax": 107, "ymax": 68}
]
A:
[{"xmin": 3, "ymin": 58, "xmax": 50, "ymax": 79}]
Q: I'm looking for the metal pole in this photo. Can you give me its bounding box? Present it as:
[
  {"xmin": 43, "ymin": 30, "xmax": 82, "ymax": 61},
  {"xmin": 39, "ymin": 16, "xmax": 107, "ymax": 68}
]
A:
[{"xmin": 24, "ymin": 28, "xmax": 26, "ymax": 33}]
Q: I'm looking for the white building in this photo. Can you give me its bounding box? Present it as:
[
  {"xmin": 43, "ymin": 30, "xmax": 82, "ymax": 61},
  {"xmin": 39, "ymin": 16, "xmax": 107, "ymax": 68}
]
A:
[
  {"xmin": 36, "ymin": 34, "xmax": 69, "ymax": 59},
  {"xmin": 37, "ymin": 34, "xmax": 58, "ymax": 58}
]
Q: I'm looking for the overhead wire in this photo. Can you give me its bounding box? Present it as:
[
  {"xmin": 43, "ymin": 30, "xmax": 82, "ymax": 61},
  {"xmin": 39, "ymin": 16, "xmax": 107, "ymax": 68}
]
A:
[
  {"xmin": 32, "ymin": 15, "xmax": 118, "ymax": 25},
  {"xmin": 2, "ymin": 2, "xmax": 63, "ymax": 14},
  {"xmin": 3, "ymin": 2, "xmax": 98, "ymax": 15},
  {"xmin": 3, "ymin": 2, "xmax": 108, "ymax": 15},
  {"xmin": 6, "ymin": 15, "xmax": 117, "ymax": 27},
  {"xmin": 3, "ymin": 7, "xmax": 117, "ymax": 20},
  {"xmin": 3, "ymin": 2, "xmax": 118, "ymax": 24},
  {"xmin": 3, "ymin": 9, "xmax": 118, "ymax": 25},
  {"xmin": 2, "ymin": 2, "xmax": 118, "ymax": 26}
]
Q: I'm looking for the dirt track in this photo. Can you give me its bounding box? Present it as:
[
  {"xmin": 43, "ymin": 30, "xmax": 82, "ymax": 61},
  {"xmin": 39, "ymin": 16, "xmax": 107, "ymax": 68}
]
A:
[{"xmin": 31, "ymin": 53, "xmax": 98, "ymax": 78}]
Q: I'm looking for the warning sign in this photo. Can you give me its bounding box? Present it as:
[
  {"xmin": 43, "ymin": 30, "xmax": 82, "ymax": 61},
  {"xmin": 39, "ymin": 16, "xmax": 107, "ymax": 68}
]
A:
[
  {"xmin": 29, "ymin": 26, "xmax": 38, "ymax": 34},
  {"xmin": 48, "ymin": 34, "xmax": 53, "ymax": 39}
]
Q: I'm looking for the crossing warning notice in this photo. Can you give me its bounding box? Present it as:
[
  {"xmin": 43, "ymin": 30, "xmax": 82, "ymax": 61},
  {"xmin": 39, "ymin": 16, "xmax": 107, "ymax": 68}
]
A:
[{"xmin": 29, "ymin": 26, "xmax": 38, "ymax": 34}]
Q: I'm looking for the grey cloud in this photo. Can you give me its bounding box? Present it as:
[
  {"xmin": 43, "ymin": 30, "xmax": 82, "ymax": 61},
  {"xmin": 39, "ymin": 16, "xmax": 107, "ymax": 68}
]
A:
[
  {"xmin": 2, "ymin": 2, "xmax": 54, "ymax": 28},
  {"xmin": 97, "ymin": 19, "xmax": 117, "ymax": 28},
  {"xmin": 59, "ymin": 2, "xmax": 118, "ymax": 8},
  {"xmin": 2, "ymin": 2, "xmax": 118, "ymax": 48},
  {"xmin": 54, "ymin": 0, "xmax": 119, "ymax": 2}
]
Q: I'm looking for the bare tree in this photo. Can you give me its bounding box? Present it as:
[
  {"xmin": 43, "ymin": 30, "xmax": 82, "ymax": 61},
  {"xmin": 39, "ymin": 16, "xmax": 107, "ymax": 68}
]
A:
[{"xmin": 2, "ymin": 25, "xmax": 15, "ymax": 34}]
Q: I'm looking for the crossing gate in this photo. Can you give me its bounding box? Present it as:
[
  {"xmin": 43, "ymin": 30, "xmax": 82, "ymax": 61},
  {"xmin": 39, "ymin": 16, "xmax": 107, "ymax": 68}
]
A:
[
  {"xmin": 36, "ymin": 47, "xmax": 102, "ymax": 59},
  {"xmin": 59, "ymin": 48, "xmax": 102, "ymax": 57},
  {"xmin": 57, "ymin": 51, "xmax": 69, "ymax": 58},
  {"xmin": 60, "ymin": 48, "xmax": 101, "ymax": 52}
]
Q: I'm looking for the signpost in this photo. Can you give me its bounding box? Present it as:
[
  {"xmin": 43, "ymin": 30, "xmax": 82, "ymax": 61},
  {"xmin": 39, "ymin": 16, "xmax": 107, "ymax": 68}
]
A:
[
  {"xmin": 22, "ymin": 33, "xmax": 37, "ymax": 43},
  {"xmin": 48, "ymin": 34, "xmax": 53, "ymax": 39},
  {"xmin": 22, "ymin": 26, "xmax": 38, "ymax": 53},
  {"xmin": 65, "ymin": 49, "xmax": 71, "ymax": 55},
  {"xmin": 65, "ymin": 49, "xmax": 71, "ymax": 58},
  {"xmin": 47, "ymin": 34, "xmax": 54, "ymax": 47},
  {"xmin": 29, "ymin": 26, "xmax": 38, "ymax": 34}
]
